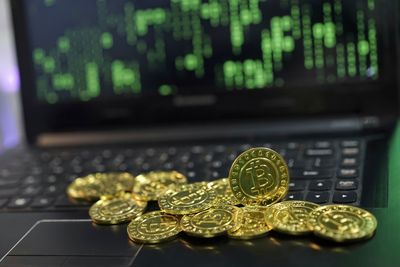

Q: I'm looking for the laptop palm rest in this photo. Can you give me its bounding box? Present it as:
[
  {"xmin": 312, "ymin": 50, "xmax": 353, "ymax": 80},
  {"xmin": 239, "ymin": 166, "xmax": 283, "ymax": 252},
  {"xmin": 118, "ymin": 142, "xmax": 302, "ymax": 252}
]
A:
[{"xmin": 1, "ymin": 220, "xmax": 142, "ymax": 267}]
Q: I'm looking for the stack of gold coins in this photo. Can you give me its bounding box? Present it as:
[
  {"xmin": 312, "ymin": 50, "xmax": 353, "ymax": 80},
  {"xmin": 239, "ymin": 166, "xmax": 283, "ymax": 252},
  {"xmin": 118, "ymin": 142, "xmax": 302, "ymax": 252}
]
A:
[{"xmin": 67, "ymin": 148, "xmax": 378, "ymax": 244}]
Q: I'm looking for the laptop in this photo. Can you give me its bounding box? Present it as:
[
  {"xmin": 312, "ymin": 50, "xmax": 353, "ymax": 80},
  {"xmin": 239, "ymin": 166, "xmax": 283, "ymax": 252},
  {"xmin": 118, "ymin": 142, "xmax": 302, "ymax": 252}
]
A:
[{"xmin": 0, "ymin": 0, "xmax": 399, "ymax": 266}]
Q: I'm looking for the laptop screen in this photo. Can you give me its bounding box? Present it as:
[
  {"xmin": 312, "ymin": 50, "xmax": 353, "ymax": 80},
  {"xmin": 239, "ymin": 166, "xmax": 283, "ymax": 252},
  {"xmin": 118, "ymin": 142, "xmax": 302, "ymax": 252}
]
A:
[{"xmin": 23, "ymin": 0, "xmax": 385, "ymax": 104}]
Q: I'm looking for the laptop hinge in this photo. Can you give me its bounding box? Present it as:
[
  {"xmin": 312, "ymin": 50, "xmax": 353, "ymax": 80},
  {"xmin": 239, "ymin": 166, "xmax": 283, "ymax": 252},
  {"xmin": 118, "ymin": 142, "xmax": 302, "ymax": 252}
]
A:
[{"xmin": 36, "ymin": 116, "xmax": 389, "ymax": 147}]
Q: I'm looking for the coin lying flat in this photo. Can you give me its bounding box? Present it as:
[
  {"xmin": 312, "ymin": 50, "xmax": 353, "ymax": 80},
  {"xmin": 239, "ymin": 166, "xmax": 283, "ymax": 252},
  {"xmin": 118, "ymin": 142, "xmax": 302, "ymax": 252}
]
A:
[
  {"xmin": 307, "ymin": 205, "xmax": 378, "ymax": 243},
  {"xmin": 181, "ymin": 205, "xmax": 242, "ymax": 238},
  {"xmin": 158, "ymin": 183, "xmax": 217, "ymax": 215},
  {"xmin": 127, "ymin": 211, "xmax": 181, "ymax": 244},
  {"xmin": 228, "ymin": 206, "xmax": 272, "ymax": 239},
  {"xmin": 267, "ymin": 201, "xmax": 319, "ymax": 235},
  {"xmin": 67, "ymin": 172, "xmax": 135, "ymax": 201},
  {"xmin": 207, "ymin": 178, "xmax": 241, "ymax": 206},
  {"xmin": 132, "ymin": 171, "xmax": 187, "ymax": 201},
  {"xmin": 229, "ymin": 148, "xmax": 289, "ymax": 206},
  {"xmin": 89, "ymin": 194, "xmax": 147, "ymax": 225}
]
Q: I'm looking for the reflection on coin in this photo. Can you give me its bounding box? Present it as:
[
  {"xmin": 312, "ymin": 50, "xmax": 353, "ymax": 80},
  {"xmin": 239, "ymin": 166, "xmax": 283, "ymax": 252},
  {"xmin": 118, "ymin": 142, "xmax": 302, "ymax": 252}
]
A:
[
  {"xmin": 267, "ymin": 201, "xmax": 319, "ymax": 235},
  {"xmin": 89, "ymin": 194, "xmax": 147, "ymax": 225},
  {"xmin": 181, "ymin": 206, "xmax": 242, "ymax": 238},
  {"xmin": 158, "ymin": 183, "xmax": 217, "ymax": 215},
  {"xmin": 67, "ymin": 172, "xmax": 135, "ymax": 201},
  {"xmin": 127, "ymin": 211, "xmax": 181, "ymax": 244},
  {"xmin": 229, "ymin": 148, "xmax": 289, "ymax": 206},
  {"xmin": 207, "ymin": 178, "xmax": 241, "ymax": 206},
  {"xmin": 228, "ymin": 206, "xmax": 272, "ymax": 239},
  {"xmin": 307, "ymin": 205, "xmax": 378, "ymax": 242},
  {"xmin": 132, "ymin": 171, "xmax": 187, "ymax": 201}
]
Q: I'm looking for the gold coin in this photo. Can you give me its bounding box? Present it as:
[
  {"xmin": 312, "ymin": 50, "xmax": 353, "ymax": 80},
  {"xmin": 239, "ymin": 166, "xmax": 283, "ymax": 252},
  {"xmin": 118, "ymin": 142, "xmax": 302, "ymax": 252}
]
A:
[
  {"xmin": 229, "ymin": 147, "xmax": 289, "ymax": 206},
  {"xmin": 158, "ymin": 183, "xmax": 217, "ymax": 215},
  {"xmin": 180, "ymin": 206, "xmax": 242, "ymax": 238},
  {"xmin": 89, "ymin": 194, "xmax": 146, "ymax": 225},
  {"xmin": 307, "ymin": 205, "xmax": 378, "ymax": 242},
  {"xmin": 127, "ymin": 211, "xmax": 181, "ymax": 244},
  {"xmin": 228, "ymin": 206, "xmax": 272, "ymax": 239},
  {"xmin": 132, "ymin": 171, "xmax": 187, "ymax": 201},
  {"xmin": 267, "ymin": 201, "xmax": 319, "ymax": 235},
  {"xmin": 67, "ymin": 172, "xmax": 135, "ymax": 201},
  {"xmin": 207, "ymin": 178, "xmax": 241, "ymax": 206}
]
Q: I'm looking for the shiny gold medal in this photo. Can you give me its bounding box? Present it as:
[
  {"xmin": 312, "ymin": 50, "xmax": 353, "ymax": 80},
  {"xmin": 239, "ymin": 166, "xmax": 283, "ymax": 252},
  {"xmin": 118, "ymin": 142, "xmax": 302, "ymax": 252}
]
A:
[
  {"xmin": 229, "ymin": 148, "xmax": 289, "ymax": 206},
  {"xmin": 89, "ymin": 194, "xmax": 146, "ymax": 225},
  {"xmin": 67, "ymin": 172, "xmax": 135, "ymax": 201},
  {"xmin": 207, "ymin": 178, "xmax": 241, "ymax": 206},
  {"xmin": 180, "ymin": 205, "xmax": 242, "ymax": 238},
  {"xmin": 267, "ymin": 201, "xmax": 319, "ymax": 235},
  {"xmin": 158, "ymin": 183, "xmax": 217, "ymax": 215},
  {"xmin": 127, "ymin": 211, "xmax": 181, "ymax": 244},
  {"xmin": 228, "ymin": 206, "xmax": 272, "ymax": 239},
  {"xmin": 307, "ymin": 205, "xmax": 378, "ymax": 242},
  {"xmin": 132, "ymin": 171, "xmax": 187, "ymax": 201}
]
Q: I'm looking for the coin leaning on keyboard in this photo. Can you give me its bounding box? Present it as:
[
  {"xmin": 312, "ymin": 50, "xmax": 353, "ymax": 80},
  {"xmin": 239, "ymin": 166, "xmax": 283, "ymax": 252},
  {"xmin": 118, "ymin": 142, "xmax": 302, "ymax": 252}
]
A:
[{"xmin": 67, "ymin": 147, "xmax": 377, "ymax": 244}]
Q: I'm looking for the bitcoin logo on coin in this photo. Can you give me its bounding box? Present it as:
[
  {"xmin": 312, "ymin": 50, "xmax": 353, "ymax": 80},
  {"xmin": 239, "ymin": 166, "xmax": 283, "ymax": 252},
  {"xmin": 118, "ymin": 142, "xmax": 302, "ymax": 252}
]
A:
[
  {"xmin": 181, "ymin": 206, "xmax": 242, "ymax": 238},
  {"xmin": 89, "ymin": 194, "xmax": 146, "ymax": 225},
  {"xmin": 307, "ymin": 205, "xmax": 377, "ymax": 242},
  {"xmin": 229, "ymin": 148, "xmax": 289, "ymax": 206},
  {"xmin": 228, "ymin": 206, "xmax": 272, "ymax": 239},
  {"xmin": 267, "ymin": 201, "xmax": 319, "ymax": 235},
  {"xmin": 127, "ymin": 211, "xmax": 181, "ymax": 244},
  {"xmin": 207, "ymin": 178, "xmax": 240, "ymax": 206},
  {"xmin": 158, "ymin": 183, "xmax": 217, "ymax": 215}
]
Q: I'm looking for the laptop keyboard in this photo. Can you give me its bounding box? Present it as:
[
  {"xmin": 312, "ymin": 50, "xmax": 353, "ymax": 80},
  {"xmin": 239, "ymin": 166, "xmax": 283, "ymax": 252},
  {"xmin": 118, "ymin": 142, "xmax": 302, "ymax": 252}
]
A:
[{"xmin": 0, "ymin": 139, "xmax": 363, "ymax": 211}]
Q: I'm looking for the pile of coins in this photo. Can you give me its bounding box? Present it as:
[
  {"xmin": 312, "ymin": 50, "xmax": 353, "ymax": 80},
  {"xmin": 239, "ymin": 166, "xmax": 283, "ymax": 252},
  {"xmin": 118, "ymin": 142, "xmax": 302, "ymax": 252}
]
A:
[{"xmin": 67, "ymin": 147, "xmax": 377, "ymax": 244}]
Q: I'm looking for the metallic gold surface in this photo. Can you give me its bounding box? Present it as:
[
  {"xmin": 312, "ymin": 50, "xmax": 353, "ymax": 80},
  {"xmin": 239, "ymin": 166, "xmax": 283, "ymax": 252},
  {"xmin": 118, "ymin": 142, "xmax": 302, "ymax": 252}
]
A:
[
  {"xmin": 207, "ymin": 178, "xmax": 241, "ymax": 206},
  {"xmin": 229, "ymin": 148, "xmax": 289, "ymax": 206},
  {"xmin": 307, "ymin": 205, "xmax": 378, "ymax": 242},
  {"xmin": 228, "ymin": 206, "xmax": 272, "ymax": 239},
  {"xmin": 132, "ymin": 171, "xmax": 187, "ymax": 201},
  {"xmin": 267, "ymin": 201, "xmax": 319, "ymax": 235},
  {"xmin": 158, "ymin": 183, "xmax": 217, "ymax": 215},
  {"xmin": 89, "ymin": 194, "xmax": 146, "ymax": 225},
  {"xmin": 180, "ymin": 205, "xmax": 242, "ymax": 238},
  {"xmin": 127, "ymin": 211, "xmax": 181, "ymax": 244}
]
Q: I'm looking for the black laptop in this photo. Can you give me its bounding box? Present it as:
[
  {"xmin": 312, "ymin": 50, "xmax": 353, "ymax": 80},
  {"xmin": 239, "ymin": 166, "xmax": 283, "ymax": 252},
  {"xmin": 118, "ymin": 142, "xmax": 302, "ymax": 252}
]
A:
[{"xmin": 0, "ymin": 0, "xmax": 399, "ymax": 266}]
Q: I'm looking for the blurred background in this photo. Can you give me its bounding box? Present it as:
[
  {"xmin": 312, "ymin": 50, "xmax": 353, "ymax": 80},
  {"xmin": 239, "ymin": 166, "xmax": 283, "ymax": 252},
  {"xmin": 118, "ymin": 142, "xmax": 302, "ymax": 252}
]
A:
[{"xmin": 0, "ymin": 0, "xmax": 22, "ymax": 151}]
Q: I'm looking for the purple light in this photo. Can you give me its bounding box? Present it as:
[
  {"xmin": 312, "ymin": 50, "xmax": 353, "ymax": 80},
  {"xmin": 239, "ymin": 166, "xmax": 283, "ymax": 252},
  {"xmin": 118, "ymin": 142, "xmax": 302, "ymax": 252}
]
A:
[{"xmin": 0, "ymin": 65, "xmax": 20, "ymax": 93}]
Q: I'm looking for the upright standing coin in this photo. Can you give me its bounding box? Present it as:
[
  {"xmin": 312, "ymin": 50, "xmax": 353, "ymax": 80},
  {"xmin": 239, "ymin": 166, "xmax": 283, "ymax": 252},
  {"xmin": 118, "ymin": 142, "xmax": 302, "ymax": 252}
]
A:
[
  {"xmin": 307, "ymin": 205, "xmax": 378, "ymax": 242},
  {"xmin": 127, "ymin": 211, "xmax": 181, "ymax": 244},
  {"xmin": 229, "ymin": 148, "xmax": 289, "ymax": 206},
  {"xmin": 132, "ymin": 171, "xmax": 187, "ymax": 201},
  {"xmin": 267, "ymin": 201, "xmax": 319, "ymax": 235},
  {"xmin": 158, "ymin": 183, "xmax": 217, "ymax": 215},
  {"xmin": 89, "ymin": 194, "xmax": 147, "ymax": 225},
  {"xmin": 207, "ymin": 178, "xmax": 241, "ymax": 206},
  {"xmin": 181, "ymin": 206, "xmax": 242, "ymax": 238},
  {"xmin": 228, "ymin": 206, "xmax": 272, "ymax": 239}
]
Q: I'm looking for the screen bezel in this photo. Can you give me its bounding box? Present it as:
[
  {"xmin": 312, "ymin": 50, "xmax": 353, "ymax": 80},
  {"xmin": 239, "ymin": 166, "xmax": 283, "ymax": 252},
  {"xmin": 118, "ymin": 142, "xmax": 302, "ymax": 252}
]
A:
[{"xmin": 10, "ymin": 0, "xmax": 399, "ymax": 144}]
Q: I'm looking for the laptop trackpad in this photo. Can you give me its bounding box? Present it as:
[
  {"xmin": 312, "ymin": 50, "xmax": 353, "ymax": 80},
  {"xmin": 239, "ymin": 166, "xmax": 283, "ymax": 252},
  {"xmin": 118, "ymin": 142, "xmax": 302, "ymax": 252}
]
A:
[{"xmin": 2, "ymin": 220, "xmax": 142, "ymax": 267}]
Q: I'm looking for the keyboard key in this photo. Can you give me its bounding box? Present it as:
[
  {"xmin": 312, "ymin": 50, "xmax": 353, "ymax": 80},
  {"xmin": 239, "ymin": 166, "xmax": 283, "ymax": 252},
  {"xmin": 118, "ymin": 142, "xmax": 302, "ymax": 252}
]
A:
[
  {"xmin": 309, "ymin": 180, "xmax": 332, "ymax": 191},
  {"xmin": 333, "ymin": 191, "xmax": 357, "ymax": 203},
  {"xmin": 341, "ymin": 158, "xmax": 358, "ymax": 167},
  {"xmin": 286, "ymin": 192, "xmax": 304, "ymax": 201},
  {"xmin": 314, "ymin": 158, "xmax": 335, "ymax": 168},
  {"xmin": 288, "ymin": 181, "xmax": 306, "ymax": 191},
  {"xmin": 306, "ymin": 192, "xmax": 330, "ymax": 204},
  {"xmin": 336, "ymin": 180, "xmax": 358, "ymax": 190},
  {"xmin": 8, "ymin": 197, "xmax": 31, "ymax": 209},
  {"xmin": 305, "ymin": 149, "xmax": 333, "ymax": 157},
  {"xmin": 21, "ymin": 185, "xmax": 42, "ymax": 197},
  {"xmin": 313, "ymin": 141, "xmax": 332, "ymax": 149},
  {"xmin": 337, "ymin": 168, "xmax": 359, "ymax": 179},
  {"xmin": 22, "ymin": 175, "xmax": 41, "ymax": 185},
  {"xmin": 31, "ymin": 197, "xmax": 55, "ymax": 208},
  {"xmin": 342, "ymin": 148, "xmax": 360, "ymax": 156},
  {"xmin": 0, "ymin": 188, "xmax": 19, "ymax": 197},
  {"xmin": 341, "ymin": 140, "xmax": 360, "ymax": 147},
  {"xmin": 290, "ymin": 169, "xmax": 334, "ymax": 180}
]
